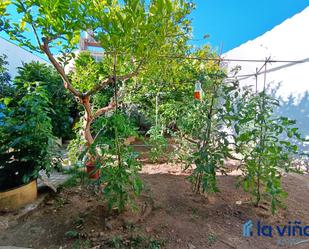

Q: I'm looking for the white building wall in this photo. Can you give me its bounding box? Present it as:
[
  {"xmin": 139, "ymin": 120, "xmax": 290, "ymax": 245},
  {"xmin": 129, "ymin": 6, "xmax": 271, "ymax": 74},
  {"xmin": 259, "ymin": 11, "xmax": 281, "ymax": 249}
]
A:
[
  {"xmin": 0, "ymin": 37, "xmax": 48, "ymax": 78},
  {"xmin": 223, "ymin": 6, "xmax": 309, "ymax": 138}
]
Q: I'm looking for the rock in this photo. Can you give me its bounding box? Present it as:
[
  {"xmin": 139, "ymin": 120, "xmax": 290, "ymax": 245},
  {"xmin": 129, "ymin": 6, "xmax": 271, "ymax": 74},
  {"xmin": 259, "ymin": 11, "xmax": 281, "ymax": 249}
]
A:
[
  {"xmin": 37, "ymin": 171, "xmax": 71, "ymax": 191},
  {"xmin": 188, "ymin": 243, "xmax": 196, "ymax": 249},
  {"xmin": 105, "ymin": 222, "xmax": 113, "ymax": 230}
]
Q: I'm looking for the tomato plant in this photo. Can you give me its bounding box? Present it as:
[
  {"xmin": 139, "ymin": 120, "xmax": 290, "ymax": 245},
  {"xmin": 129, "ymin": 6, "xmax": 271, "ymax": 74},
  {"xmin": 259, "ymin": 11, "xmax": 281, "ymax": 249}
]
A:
[
  {"xmin": 234, "ymin": 86, "xmax": 305, "ymax": 213},
  {"xmin": 176, "ymin": 75, "xmax": 239, "ymax": 193}
]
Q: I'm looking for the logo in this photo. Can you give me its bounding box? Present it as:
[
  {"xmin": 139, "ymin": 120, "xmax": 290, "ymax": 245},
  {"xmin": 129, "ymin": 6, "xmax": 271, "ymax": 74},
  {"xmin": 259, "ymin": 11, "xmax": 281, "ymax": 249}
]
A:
[
  {"xmin": 242, "ymin": 220, "xmax": 309, "ymax": 246},
  {"xmin": 243, "ymin": 220, "xmax": 253, "ymax": 237}
]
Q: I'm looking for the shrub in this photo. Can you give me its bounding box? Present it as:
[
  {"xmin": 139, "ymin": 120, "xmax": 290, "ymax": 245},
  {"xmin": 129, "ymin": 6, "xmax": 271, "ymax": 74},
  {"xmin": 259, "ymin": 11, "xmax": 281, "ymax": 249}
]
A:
[
  {"xmin": 14, "ymin": 62, "xmax": 77, "ymax": 139},
  {"xmin": 0, "ymin": 82, "xmax": 59, "ymax": 190}
]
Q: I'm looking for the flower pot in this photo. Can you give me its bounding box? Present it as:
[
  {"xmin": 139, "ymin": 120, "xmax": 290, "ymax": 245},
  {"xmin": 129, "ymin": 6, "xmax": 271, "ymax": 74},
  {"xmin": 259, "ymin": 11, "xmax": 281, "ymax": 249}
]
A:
[
  {"xmin": 0, "ymin": 180, "xmax": 37, "ymax": 211},
  {"xmin": 85, "ymin": 161, "xmax": 100, "ymax": 179}
]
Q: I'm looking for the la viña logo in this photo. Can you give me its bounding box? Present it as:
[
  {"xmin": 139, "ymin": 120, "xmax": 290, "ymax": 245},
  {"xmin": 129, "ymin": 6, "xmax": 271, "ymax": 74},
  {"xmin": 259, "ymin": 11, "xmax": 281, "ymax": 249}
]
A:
[{"xmin": 243, "ymin": 220, "xmax": 309, "ymax": 238}]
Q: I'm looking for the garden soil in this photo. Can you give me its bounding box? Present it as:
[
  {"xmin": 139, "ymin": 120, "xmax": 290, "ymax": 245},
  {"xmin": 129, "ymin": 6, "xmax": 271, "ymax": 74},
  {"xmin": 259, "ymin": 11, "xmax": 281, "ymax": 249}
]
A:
[{"xmin": 1, "ymin": 161, "xmax": 309, "ymax": 248}]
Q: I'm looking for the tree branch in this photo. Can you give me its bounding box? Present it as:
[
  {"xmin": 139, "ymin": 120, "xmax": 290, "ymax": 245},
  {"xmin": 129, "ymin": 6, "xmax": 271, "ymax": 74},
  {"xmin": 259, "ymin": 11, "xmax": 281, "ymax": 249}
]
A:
[
  {"xmin": 84, "ymin": 59, "xmax": 144, "ymax": 96},
  {"xmin": 84, "ymin": 76, "xmax": 114, "ymax": 96},
  {"xmin": 20, "ymin": 2, "xmax": 41, "ymax": 50},
  {"xmin": 82, "ymin": 96, "xmax": 92, "ymax": 120},
  {"xmin": 92, "ymin": 100, "xmax": 116, "ymax": 120},
  {"xmin": 41, "ymin": 38, "xmax": 82, "ymax": 98},
  {"xmin": 118, "ymin": 59, "xmax": 144, "ymax": 81},
  {"xmin": 20, "ymin": 2, "xmax": 82, "ymax": 99}
]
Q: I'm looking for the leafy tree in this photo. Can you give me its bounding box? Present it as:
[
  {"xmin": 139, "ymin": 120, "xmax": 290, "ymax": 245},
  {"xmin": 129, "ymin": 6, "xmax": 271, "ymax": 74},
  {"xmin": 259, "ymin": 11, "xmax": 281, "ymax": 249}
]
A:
[
  {"xmin": 1, "ymin": 0, "xmax": 193, "ymax": 210},
  {"xmin": 124, "ymin": 45, "xmax": 221, "ymax": 128},
  {"xmin": 1, "ymin": 0, "xmax": 192, "ymax": 146},
  {"xmin": 13, "ymin": 62, "xmax": 77, "ymax": 138}
]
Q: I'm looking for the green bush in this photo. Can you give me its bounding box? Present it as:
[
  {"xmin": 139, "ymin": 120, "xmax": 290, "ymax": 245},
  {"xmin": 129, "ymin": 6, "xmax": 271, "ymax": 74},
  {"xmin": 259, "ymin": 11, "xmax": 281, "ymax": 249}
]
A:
[
  {"xmin": 14, "ymin": 61, "xmax": 77, "ymax": 139},
  {"xmin": 0, "ymin": 82, "xmax": 59, "ymax": 190}
]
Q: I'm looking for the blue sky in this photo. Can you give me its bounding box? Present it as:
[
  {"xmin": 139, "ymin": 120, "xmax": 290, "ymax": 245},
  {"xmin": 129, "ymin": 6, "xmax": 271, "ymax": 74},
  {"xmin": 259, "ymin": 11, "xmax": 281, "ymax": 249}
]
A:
[
  {"xmin": 191, "ymin": 0, "xmax": 309, "ymax": 53},
  {"xmin": 1, "ymin": 1, "xmax": 309, "ymax": 55}
]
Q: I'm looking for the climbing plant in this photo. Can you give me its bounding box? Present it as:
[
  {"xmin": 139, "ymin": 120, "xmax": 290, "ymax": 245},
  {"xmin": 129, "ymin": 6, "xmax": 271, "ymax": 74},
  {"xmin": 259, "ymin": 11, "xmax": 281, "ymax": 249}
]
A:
[
  {"xmin": 146, "ymin": 125, "xmax": 168, "ymax": 163},
  {"xmin": 86, "ymin": 111, "xmax": 142, "ymax": 211}
]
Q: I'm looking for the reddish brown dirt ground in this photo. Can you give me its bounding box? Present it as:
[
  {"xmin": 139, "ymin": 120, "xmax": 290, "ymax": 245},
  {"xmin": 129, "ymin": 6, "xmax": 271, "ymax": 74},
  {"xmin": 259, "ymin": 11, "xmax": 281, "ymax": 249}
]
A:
[{"xmin": 1, "ymin": 160, "xmax": 309, "ymax": 249}]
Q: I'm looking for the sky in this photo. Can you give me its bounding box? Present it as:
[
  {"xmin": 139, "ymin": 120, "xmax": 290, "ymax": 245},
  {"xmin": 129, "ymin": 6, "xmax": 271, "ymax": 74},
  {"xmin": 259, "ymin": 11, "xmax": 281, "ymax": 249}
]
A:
[
  {"xmin": 1, "ymin": 0, "xmax": 309, "ymax": 56},
  {"xmin": 190, "ymin": 0, "xmax": 309, "ymax": 53}
]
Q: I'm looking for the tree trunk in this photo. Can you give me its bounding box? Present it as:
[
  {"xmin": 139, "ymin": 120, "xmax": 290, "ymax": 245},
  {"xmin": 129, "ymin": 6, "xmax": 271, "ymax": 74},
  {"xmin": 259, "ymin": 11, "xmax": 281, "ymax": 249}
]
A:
[
  {"xmin": 82, "ymin": 96, "xmax": 94, "ymax": 147},
  {"xmin": 84, "ymin": 112, "xmax": 94, "ymax": 147}
]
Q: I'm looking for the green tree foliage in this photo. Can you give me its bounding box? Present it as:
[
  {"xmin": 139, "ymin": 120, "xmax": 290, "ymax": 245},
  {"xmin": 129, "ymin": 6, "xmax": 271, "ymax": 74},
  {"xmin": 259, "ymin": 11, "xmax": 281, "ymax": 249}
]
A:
[
  {"xmin": 71, "ymin": 52, "xmax": 114, "ymax": 108},
  {"xmin": 0, "ymin": 82, "xmax": 58, "ymax": 190},
  {"xmin": 0, "ymin": 0, "xmax": 194, "ymax": 146},
  {"xmin": 125, "ymin": 46, "xmax": 219, "ymax": 128},
  {"xmin": 14, "ymin": 62, "xmax": 77, "ymax": 138},
  {"xmin": 1, "ymin": 0, "xmax": 195, "ymax": 210}
]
